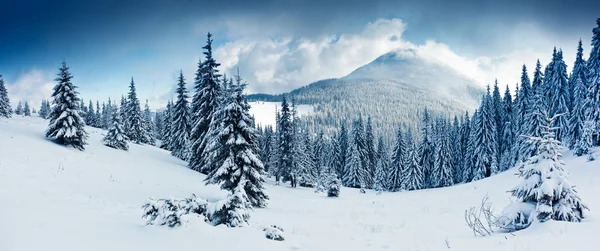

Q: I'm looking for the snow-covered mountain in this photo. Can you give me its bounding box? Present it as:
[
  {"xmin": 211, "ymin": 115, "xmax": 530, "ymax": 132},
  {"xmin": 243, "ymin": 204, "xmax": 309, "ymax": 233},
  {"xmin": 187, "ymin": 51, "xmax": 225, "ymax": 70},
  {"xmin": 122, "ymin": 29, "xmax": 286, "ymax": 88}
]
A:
[
  {"xmin": 248, "ymin": 48, "xmax": 484, "ymax": 137},
  {"xmin": 2, "ymin": 116, "xmax": 599, "ymax": 251}
]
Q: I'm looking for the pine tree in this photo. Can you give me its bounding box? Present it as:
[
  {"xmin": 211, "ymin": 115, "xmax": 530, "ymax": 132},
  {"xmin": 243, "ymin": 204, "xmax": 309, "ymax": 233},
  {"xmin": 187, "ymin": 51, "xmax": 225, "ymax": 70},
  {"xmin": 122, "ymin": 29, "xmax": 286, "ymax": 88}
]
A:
[
  {"xmin": 204, "ymin": 73, "xmax": 268, "ymax": 208},
  {"xmin": 500, "ymin": 85, "xmax": 515, "ymax": 171},
  {"xmin": 389, "ymin": 125, "xmax": 405, "ymax": 191},
  {"xmin": 418, "ymin": 109, "xmax": 435, "ymax": 188},
  {"xmin": 568, "ymin": 40, "xmax": 589, "ymax": 150},
  {"xmin": 373, "ymin": 136, "xmax": 389, "ymax": 192},
  {"xmin": 492, "ymin": 80, "xmax": 503, "ymax": 158},
  {"xmin": 364, "ymin": 117, "xmax": 376, "ymax": 188},
  {"xmin": 451, "ymin": 116, "xmax": 463, "ymax": 183},
  {"xmin": 472, "ymin": 88, "xmax": 499, "ymax": 180},
  {"xmin": 38, "ymin": 99, "xmax": 49, "ymax": 119},
  {"xmin": 545, "ymin": 49, "xmax": 571, "ymax": 141},
  {"xmin": 345, "ymin": 115, "xmax": 369, "ymax": 189},
  {"xmin": 160, "ymin": 101, "xmax": 173, "ymax": 150},
  {"xmin": 0, "ymin": 75, "xmax": 11, "ymax": 118},
  {"xmin": 333, "ymin": 123, "xmax": 349, "ymax": 178},
  {"xmin": 143, "ymin": 100, "xmax": 156, "ymax": 145},
  {"xmin": 458, "ymin": 112, "xmax": 471, "ymax": 183},
  {"xmin": 15, "ymin": 101, "xmax": 23, "ymax": 115},
  {"xmin": 514, "ymin": 62, "xmax": 543, "ymax": 165},
  {"xmin": 259, "ymin": 125, "xmax": 274, "ymax": 174},
  {"xmin": 510, "ymin": 113, "xmax": 588, "ymax": 222},
  {"xmin": 343, "ymin": 144, "xmax": 364, "ymax": 188},
  {"xmin": 86, "ymin": 100, "xmax": 96, "ymax": 126},
  {"xmin": 126, "ymin": 78, "xmax": 146, "ymax": 144},
  {"xmin": 154, "ymin": 110, "xmax": 164, "ymax": 141},
  {"xmin": 103, "ymin": 105, "xmax": 129, "ymax": 150},
  {"xmin": 170, "ymin": 72, "xmax": 192, "ymax": 160},
  {"xmin": 96, "ymin": 101, "xmax": 102, "ymax": 127},
  {"xmin": 463, "ymin": 109, "xmax": 478, "ymax": 182},
  {"xmin": 23, "ymin": 101, "xmax": 31, "ymax": 116},
  {"xmin": 519, "ymin": 87, "xmax": 546, "ymax": 159},
  {"xmin": 189, "ymin": 33, "xmax": 222, "ymax": 173},
  {"xmin": 45, "ymin": 61, "xmax": 88, "ymax": 150},
  {"xmin": 277, "ymin": 97, "xmax": 294, "ymax": 185},
  {"xmin": 403, "ymin": 131, "xmax": 423, "ymax": 191},
  {"xmin": 586, "ymin": 18, "xmax": 600, "ymax": 145},
  {"xmin": 119, "ymin": 95, "xmax": 128, "ymax": 131},
  {"xmin": 433, "ymin": 119, "xmax": 454, "ymax": 187}
]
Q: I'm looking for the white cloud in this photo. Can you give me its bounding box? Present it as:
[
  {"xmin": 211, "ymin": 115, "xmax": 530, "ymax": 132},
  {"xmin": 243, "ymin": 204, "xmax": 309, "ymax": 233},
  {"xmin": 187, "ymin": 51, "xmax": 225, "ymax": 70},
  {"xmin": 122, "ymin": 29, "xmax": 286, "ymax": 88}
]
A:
[
  {"xmin": 214, "ymin": 18, "xmax": 588, "ymax": 95},
  {"xmin": 5, "ymin": 70, "xmax": 54, "ymax": 110}
]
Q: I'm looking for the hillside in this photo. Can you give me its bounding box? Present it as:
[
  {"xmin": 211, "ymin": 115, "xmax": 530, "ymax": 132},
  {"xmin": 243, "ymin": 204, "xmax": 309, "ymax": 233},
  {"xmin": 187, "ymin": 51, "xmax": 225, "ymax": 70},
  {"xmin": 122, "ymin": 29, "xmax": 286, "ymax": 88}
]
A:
[
  {"xmin": 248, "ymin": 48, "xmax": 484, "ymax": 137},
  {"xmin": 1, "ymin": 116, "xmax": 599, "ymax": 251}
]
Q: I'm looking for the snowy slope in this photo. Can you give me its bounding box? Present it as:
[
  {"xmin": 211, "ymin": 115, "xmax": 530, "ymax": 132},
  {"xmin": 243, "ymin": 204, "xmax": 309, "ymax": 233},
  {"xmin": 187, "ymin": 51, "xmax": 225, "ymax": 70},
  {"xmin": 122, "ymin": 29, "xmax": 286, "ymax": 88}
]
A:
[{"xmin": 1, "ymin": 116, "xmax": 599, "ymax": 251}]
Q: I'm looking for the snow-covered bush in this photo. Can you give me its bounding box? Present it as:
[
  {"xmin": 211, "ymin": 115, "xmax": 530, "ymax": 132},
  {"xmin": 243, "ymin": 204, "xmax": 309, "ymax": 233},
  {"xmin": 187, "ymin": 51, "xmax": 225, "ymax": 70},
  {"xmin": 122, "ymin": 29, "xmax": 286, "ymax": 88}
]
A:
[
  {"xmin": 205, "ymin": 185, "xmax": 251, "ymax": 227},
  {"xmin": 496, "ymin": 202, "xmax": 535, "ymax": 231},
  {"xmin": 327, "ymin": 175, "xmax": 341, "ymax": 197},
  {"xmin": 142, "ymin": 195, "xmax": 208, "ymax": 227},
  {"xmin": 264, "ymin": 225, "xmax": 285, "ymax": 241}
]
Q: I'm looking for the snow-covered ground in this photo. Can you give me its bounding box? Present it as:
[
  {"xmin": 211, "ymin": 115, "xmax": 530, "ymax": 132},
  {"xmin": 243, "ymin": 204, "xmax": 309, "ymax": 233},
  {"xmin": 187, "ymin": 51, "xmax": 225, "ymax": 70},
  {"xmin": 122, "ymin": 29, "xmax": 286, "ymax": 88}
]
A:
[
  {"xmin": 248, "ymin": 101, "xmax": 313, "ymax": 127},
  {"xmin": 1, "ymin": 116, "xmax": 599, "ymax": 251}
]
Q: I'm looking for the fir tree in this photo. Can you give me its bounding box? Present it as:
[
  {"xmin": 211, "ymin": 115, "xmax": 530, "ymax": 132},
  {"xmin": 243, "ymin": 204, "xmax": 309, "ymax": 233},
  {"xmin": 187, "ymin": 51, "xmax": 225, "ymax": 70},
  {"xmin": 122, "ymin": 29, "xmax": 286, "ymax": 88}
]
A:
[
  {"xmin": 451, "ymin": 116, "xmax": 463, "ymax": 183},
  {"xmin": 343, "ymin": 144, "xmax": 365, "ymax": 189},
  {"xmin": 119, "ymin": 96, "xmax": 128, "ymax": 131},
  {"xmin": 0, "ymin": 75, "xmax": 11, "ymax": 118},
  {"xmin": 586, "ymin": 18, "xmax": 600, "ymax": 145},
  {"xmin": 389, "ymin": 125, "xmax": 405, "ymax": 191},
  {"xmin": 433, "ymin": 119, "xmax": 454, "ymax": 187},
  {"xmin": 568, "ymin": 40, "xmax": 589, "ymax": 150},
  {"xmin": 170, "ymin": 72, "xmax": 192, "ymax": 160},
  {"xmin": 472, "ymin": 88, "xmax": 499, "ymax": 180},
  {"xmin": 373, "ymin": 136, "xmax": 389, "ymax": 192},
  {"xmin": 519, "ymin": 87, "xmax": 546, "ymax": 159},
  {"xmin": 204, "ymin": 73, "xmax": 269, "ymax": 208},
  {"xmin": 510, "ymin": 113, "xmax": 588, "ymax": 222},
  {"xmin": 189, "ymin": 33, "xmax": 222, "ymax": 173},
  {"xmin": 154, "ymin": 110, "xmax": 164, "ymax": 141},
  {"xmin": 333, "ymin": 123, "xmax": 349, "ymax": 178},
  {"xmin": 126, "ymin": 78, "xmax": 146, "ymax": 144},
  {"xmin": 418, "ymin": 109, "xmax": 435, "ymax": 188},
  {"xmin": 492, "ymin": 80, "xmax": 503, "ymax": 158},
  {"xmin": 545, "ymin": 49, "xmax": 571, "ymax": 141},
  {"xmin": 463, "ymin": 109, "xmax": 478, "ymax": 182},
  {"xmin": 86, "ymin": 100, "xmax": 96, "ymax": 126},
  {"xmin": 38, "ymin": 99, "xmax": 49, "ymax": 119},
  {"xmin": 15, "ymin": 101, "xmax": 23, "ymax": 115},
  {"xmin": 143, "ymin": 99, "xmax": 156, "ymax": 145},
  {"xmin": 458, "ymin": 112, "xmax": 472, "ymax": 183},
  {"xmin": 23, "ymin": 101, "xmax": 31, "ymax": 116},
  {"xmin": 103, "ymin": 105, "xmax": 129, "ymax": 150},
  {"xmin": 403, "ymin": 131, "xmax": 423, "ymax": 191},
  {"xmin": 96, "ymin": 101, "xmax": 102, "ymax": 127},
  {"xmin": 160, "ymin": 101, "xmax": 173, "ymax": 150},
  {"xmin": 364, "ymin": 117, "xmax": 376, "ymax": 188},
  {"xmin": 45, "ymin": 61, "xmax": 88, "ymax": 150},
  {"xmin": 277, "ymin": 97, "xmax": 294, "ymax": 185},
  {"xmin": 499, "ymin": 85, "xmax": 515, "ymax": 171}
]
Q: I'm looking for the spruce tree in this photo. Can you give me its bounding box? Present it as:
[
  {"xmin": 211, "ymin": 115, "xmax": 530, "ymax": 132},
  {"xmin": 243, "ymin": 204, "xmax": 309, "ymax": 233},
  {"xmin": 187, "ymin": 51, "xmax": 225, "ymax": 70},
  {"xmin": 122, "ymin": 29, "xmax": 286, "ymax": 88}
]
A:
[
  {"xmin": 545, "ymin": 49, "xmax": 571, "ymax": 141},
  {"xmin": 95, "ymin": 101, "xmax": 102, "ymax": 127},
  {"xmin": 38, "ymin": 99, "xmax": 49, "ymax": 119},
  {"xmin": 510, "ymin": 113, "xmax": 587, "ymax": 222},
  {"xmin": 373, "ymin": 136, "xmax": 389, "ymax": 192},
  {"xmin": 119, "ymin": 96, "xmax": 128, "ymax": 131},
  {"xmin": 458, "ymin": 112, "xmax": 471, "ymax": 183},
  {"xmin": 86, "ymin": 100, "xmax": 96, "ymax": 126},
  {"xmin": 15, "ymin": 101, "xmax": 23, "ymax": 115},
  {"xmin": 586, "ymin": 18, "xmax": 600, "ymax": 145},
  {"xmin": 0, "ymin": 75, "xmax": 11, "ymax": 118},
  {"xmin": 23, "ymin": 101, "xmax": 31, "ymax": 116},
  {"xmin": 126, "ymin": 78, "xmax": 146, "ymax": 144},
  {"xmin": 143, "ymin": 99, "xmax": 156, "ymax": 145},
  {"xmin": 204, "ymin": 73, "xmax": 268, "ymax": 208},
  {"xmin": 343, "ymin": 144, "xmax": 365, "ymax": 189},
  {"xmin": 451, "ymin": 116, "xmax": 463, "ymax": 183},
  {"xmin": 154, "ymin": 110, "xmax": 164, "ymax": 141},
  {"xmin": 160, "ymin": 101, "xmax": 173, "ymax": 150},
  {"xmin": 472, "ymin": 88, "xmax": 499, "ymax": 180},
  {"xmin": 333, "ymin": 123, "xmax": 349, "ymax": 178},
  {"xmin": 189, "ymin": 33, "xmax": 222, "ymax": 173},
  {"xmin": 418, "ymin": 109, "xmax": 435, "ymax": 188},
  {"xmin": 568, "ymin": 40, "xmax": 589, "ymax": 150},
  {"xmin": 499, "ymin": 85, "xmax": 515, "ymax": 171},
  {"xmin": 45, "ymin": 61, "xmax": 88, "ymax": 150},
  {"xmin": 433, "ymin": 119, "xmax": 454, "ymax": 187},
  {"xmin": 403, "ymin": 131, "xmax": 423, "ymax": 191},
  {"xmin": 389, "ymin": 126, "xmax": 405, "ymax": 191},
  {"xmin": 103, "ymin": 104, "xmax": 129, "ymax": 150},
  {"xmin": 364, "ymin": 117, "xmax": 376, "ymax": 188},
  {"xmin": 170, "ymin": 72, "xmax": 192, "ymax": 160},
  {"xmin": 276, "ymin": 97, "xmax": 294, "ymax": 185},
  {"xmin": 492, "ymin": 80, "xmax": 503, "ymax": 159},
  {"xmin": 463, "ymin": 109, "xmax": 478, "ymax": 182}
]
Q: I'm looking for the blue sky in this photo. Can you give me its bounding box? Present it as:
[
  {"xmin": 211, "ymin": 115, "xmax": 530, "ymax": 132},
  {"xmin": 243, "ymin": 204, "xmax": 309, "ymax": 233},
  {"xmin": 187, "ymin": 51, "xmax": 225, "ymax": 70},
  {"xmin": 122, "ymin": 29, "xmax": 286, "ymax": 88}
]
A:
[{"xmin": 1, "ymin": 0, "xmax": 599, "ymax": 109}]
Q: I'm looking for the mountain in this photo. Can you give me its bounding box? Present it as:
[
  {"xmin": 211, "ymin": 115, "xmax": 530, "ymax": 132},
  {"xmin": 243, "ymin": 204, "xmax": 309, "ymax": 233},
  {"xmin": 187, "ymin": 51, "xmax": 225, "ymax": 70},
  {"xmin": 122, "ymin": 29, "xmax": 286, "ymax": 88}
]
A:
[{"xmin": 248, "ymin": 48, "xmax": 485, "ymax": 138}]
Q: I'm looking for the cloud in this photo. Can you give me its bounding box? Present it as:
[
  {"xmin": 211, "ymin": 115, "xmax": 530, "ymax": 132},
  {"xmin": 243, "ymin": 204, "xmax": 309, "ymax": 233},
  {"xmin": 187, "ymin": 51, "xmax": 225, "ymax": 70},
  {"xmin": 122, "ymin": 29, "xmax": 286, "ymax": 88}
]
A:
[
  {"xmin": 214, "ymin": 18, "xmax": 589, "ymax": 96},
  {"xmin": 5, "ymin": 70, "xmax": 54, "ymax": 110}
]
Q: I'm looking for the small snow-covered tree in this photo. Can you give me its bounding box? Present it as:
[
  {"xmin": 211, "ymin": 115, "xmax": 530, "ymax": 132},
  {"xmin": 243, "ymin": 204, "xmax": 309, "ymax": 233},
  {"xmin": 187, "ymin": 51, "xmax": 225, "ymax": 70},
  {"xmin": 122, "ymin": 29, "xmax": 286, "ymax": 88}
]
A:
[
  {"xmin": 160, "ymin": 101, "xmax": 173, "ymax": 150},
  {"xmin": 0, "ymin": 75, "xmax": 11, "ymax": 118},
  {"xmin": 143, "ymin": 100, "xmax": 156, "ymax": 145},
  {"xmin": 510, "ymin": 113, "xmax": 588, "ymax": 223},
  {"xmin": 23, "ymin": 101, "xmax": 31, "ymax": 116},
  {"xmin": 15, "ymin": 101, "xmax": 23, "ymax": 115},
  {"xmin": 170, "ymin": 72, "xmax": 192, "ymax": 160},
  {"xmin": 45, "ymin": 61, "xmax": 88, "ymax": 150},
  {"xmin": 85, "ymin": 100, "xmax": 96, "ymax": 126},
  {"xmin": 103, "ymin": 105, "xmax": 129, "ymax": 150}
]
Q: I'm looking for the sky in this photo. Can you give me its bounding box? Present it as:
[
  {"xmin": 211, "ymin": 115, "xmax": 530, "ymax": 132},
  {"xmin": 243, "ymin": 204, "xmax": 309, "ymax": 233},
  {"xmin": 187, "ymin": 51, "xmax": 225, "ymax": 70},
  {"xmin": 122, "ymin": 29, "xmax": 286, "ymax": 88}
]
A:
[{"xmin": 1, "ymin": 0, "xmax": 599, "ymax": 110}]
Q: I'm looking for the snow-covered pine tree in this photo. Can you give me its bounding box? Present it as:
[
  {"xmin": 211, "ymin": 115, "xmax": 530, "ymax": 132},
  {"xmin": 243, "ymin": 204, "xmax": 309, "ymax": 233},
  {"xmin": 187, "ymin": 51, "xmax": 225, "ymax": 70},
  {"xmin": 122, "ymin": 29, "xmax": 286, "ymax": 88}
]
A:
[
  {"xmin": 204, "ymin": 73, "xmax": 268, "ymax": 209},
  {"xmin": 568, "ymin": 40, "xmax": 589, "ymax": 151},
  {"xmin": 0, "ymin": 75, "xmax": 11, "ymax": 118},
  {"xmin": 519, "ymin": 82, "xmax": 547, "ymax": 160},
  {"xmin": 143, "ymin": 99, "xmax": 156, "ymax": 145},
  {"xmin": 472, "ymin": 87, "xmax": 499, "ymax": 180},
  {"xmin": 458, "ymin": 112, "xmax": 471, "ymax": 183},
  {"xmin": 403, "ymin": 129, "xmax": 423, "ymax": 191},
  {"xmin": 45, "ymin": 61, "xmax": 88, "ymax": 150},
  {"xmin": 364, "ymin": 117, "xmax": 376, "ymax": 188},
  {"xmin": 463, "ymin": 109, "xmax": 478, "ymax": 182},
  {"xmin": 189, "ymin": 33, "xmax": 222, "ymax": 173},
  {"xmin": 545, "ymin": 49, "xmax": 571, "ymax": 141},
  {"xmin": 418, "ymin": 109, "xmax": 435, "ymax": 188},
  {"xmin": 86, "ymin": 100, "xmax": 96, "ymax": 126},
  {"xmin": 23, "ymin": 101, "xmax": 31, "ymax": 116},
  {"xmin": 492, "ymin": 80, "xmax": 503, "ymax": 160},
  {"xmin": 451, "ymin": 116, "xmax": 463, "ymax": 183},
  {"xmin": 101, "ymin": 102, "xmax": 108, "ymax": 128},
  {"xmin": 343, "ymin": 144, "xmax": 365, "ymax": 189},
  {"xmin": 32, "ymin": 108, "xmax": 36, "ymax": 114},
  {"xmin": 119, "ymin": 95, "xmax": 128, "ymax": 132},
  {"xmin": 586, "ymin": 18, "xmax": 600, "ymax": 146},
  {"xmin": 333, "ymin": 123, "xmax": 349, "ymax": 178},
  {"xmin": 512, "ymin": 65, "xmax": 534, "ymax": 164},
  {"xmin": 259, "ymin": 125, "xmax": 274, "ymax": 174},
  {"xmin": 510, "ymin": 113, "xmax": 588, "ymax": 222},
  {"xmin": 373, "ymin": 136, "xmax": 389, "ymax": 192},
  {"xmin": 576, "ymin": 119, "xmax": 594, "ymax": 156},
  {"xmin": 389, "ymin": 125, "xmax": 405, "ymax": 191},
  {"xmin": 126, "ymin": 78, "xmax": 146, "ymax": 144},
  {"xmin": 154, "ymin": 110, "xmax": 164, "ymax": 141},
  {"xmin": 170, "ymin": 72, "xmax": 192, "ymax": 160},
  {"xmin": 293, "ymin": 128, "xmax": 316, "ymax": 187},
  {"xmin": 500, "ymin": 85, "xmax": 515, "ymax": 171},
  {"xmin": 15, "ymin": 101, "xmax": 23, "ymax": 115},
  {"xmin": 348, "ymin": 115, "xmax": 370, "ymax": 189},
  {"xmin": 38, "ymin": 99, "xmax": 48, "ymax": 119},
  {"xmin": 95, "ymin": 101, "xmax": 102, "ymax": 127},
  {"xmin": 160, "ymin": 101, "xmax": 173, "ymax": 150},
  {"xmin": 103, "ymin": 104, "xmax": 129, "ymax": 150},
  {"xmin": 433, "ymin": 119, "xmax": 454, "ymax": 187}
]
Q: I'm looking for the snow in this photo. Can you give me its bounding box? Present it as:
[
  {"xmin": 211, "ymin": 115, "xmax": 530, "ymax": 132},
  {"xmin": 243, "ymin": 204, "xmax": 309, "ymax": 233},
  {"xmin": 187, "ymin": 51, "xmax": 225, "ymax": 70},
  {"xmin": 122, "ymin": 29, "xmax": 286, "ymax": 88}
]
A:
[
  {"xmin": 2, "ymin": 116, "xmax": 600, "ymax": 251},
  {"xmin": 248, "ymin": 101, "xmax": 313, "ymax": 127}
]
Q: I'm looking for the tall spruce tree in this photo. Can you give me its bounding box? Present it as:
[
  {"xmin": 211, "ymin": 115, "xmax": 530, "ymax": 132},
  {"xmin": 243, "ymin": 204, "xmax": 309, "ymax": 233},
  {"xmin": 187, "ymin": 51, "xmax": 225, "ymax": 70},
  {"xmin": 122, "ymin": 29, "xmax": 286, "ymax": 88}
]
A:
[
  {"xmin": 143, "ymin": 99, "xmax": 156, "ymax": 145},
  {"xmin": 403, "ymin": 131, "xmax": 423, "ymax": 191},
  {"xmin": 204, "ymin": 74, "xmax": 269, "ymax": 208},
  {"xmin": 0, "ymin": 75, "xmax": 11, "ymax": 118},
  {"xmin": 364, "ymin": 117, "xmax": 376, "ymax": 188},
  {"xmin": 463, "ymin": 109, "xmax": 478, "ymax": 182},
  {"xmin": 333, "ymin": 123, "xmax": 349, "ymax": 178},
  {"xmin": 568, "ymin": 40, "xmax": 589, "ymax": 150},
  {"xmin": 373, "ymin": 136, "xmax": 390, "ymax": 192},
  {"xmin": 499, "ymin": 85, "xmax": 515, "ymax": 171},
  {"xmin": 15, "ymin": 101, "xmax": 23, "ymax": 115},
  {"xmin": 433, "ymin": 119, "xmax": 454, "ymax": 187},
  {"xmin": 160, "ymin": 101, "xmax": 173, "ymax": 150},
  {"xmin": 126, "ymin": 78, "xmax": 146, "ymax": 143},
  {"xmin": 45, "ymin": 61, "xmax": 88, "ymax": 150},
  {"xmin": 23, "ymin": 101, "xmax": 31, "ymax": 116},
  {"xmin": 472, "ymin": 88, "xmax": 499, "ymax": 180},
  {"xmin": 458, "ymin": 112, "xmax": 471, "ymax": 183},
  {"xmin": 586, "ymin": 18, "xmax": 600, "ymax": 145},
  {"xmin": 545, "ymin": 49, "xmax": 571, "ymax": 141},
  {"xmin": 170, "ymin": 72, "xmax": 192, "ymax": 160},
  {"xmin": 189, "ymin": 33, "xmax": 222, "ymax": 173},
  {"xmin": 492, "ymin": 80, "xmax": 503, "ymax": 159},
  {"xmin": 119, "ymin": 95, "xmax": 128, "ymax": 131},
  {"xmin": 389, "ymin": 126, "xmax": 405, "ymax": 191},
  {"xmin": 86, "ymin": 100, "xmax": 96, "ymax": 126},
  {"xmin": 95, "ymin": 101, "xmax": 102, "ymax": 127},
  {"xmin": 277, "ymin": 97, "xmax": 294, "ymax": 185},
  {"xmin": 418, "ymin": 109, "xmax": 435, "ymax": 188}
]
